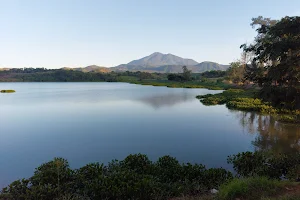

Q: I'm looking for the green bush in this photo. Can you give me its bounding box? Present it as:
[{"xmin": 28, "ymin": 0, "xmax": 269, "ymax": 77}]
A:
[
  {"xmin": 0, "ymin": 154, "xmax": 233, "ymax": 200},
  {"xmin": 217, "ymin": 177, "xmax": 287, "ymax": 200},
  {"xmin": 228, "ymin": 151, "xmax": 300, "ymax": 180}
]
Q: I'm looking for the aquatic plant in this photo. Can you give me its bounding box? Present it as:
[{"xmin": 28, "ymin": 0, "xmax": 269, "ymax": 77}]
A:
[{"xmin": 0, "ymin": 90, "xmax": 15, "ymax": 93}]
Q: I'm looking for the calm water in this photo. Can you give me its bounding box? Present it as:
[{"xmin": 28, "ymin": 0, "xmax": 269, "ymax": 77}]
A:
[{"xmin": 0, "ymin": 82, "xmax": 299, "ymax": 187}]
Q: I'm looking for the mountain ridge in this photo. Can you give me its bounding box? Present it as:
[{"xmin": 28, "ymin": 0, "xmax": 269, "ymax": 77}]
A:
[{"xmin": 111, "ymin": 52, "xmax": 229, "ymax": 73}]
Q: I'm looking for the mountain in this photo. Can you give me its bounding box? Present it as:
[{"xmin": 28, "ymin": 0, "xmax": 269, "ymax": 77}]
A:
[
  {"xmin": 59, "ymin": 53, "xmax": 229, "ymax": 73},
  {"xmin": 126, "ymin": 52, "xmax": 198, "ymax": 67},
  {"xmin": 112, "ymin": 52, "xmax": 229, "ymax": 73},
  {"xmin": 62, "ymin": 65, "xmax": 111, "ymax": 73}
]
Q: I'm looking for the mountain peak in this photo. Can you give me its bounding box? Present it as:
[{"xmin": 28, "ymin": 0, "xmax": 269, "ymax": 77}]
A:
[
  {"xmin": 127, "ymin": 52, "xmax": 198, "ymax": 67},
  {"xmin": 151, "ymin": 52, "xmax": 163, "ymax": 55}
]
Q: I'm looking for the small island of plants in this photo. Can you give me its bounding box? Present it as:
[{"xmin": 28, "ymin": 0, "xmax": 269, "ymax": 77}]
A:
[
  {"xmin": 0, "ymin": 90, "xmax": 15, "ymax": 93},
  {"xmin": 196, "ymin": 89, "xmax": 300, "ymax": 123}
]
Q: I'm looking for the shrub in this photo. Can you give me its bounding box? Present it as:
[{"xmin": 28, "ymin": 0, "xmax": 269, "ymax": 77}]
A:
[
  {"xmin": 228, "ymin": 151, "xmax": 300, "ymax": 180},
  {"xmin": 217, "ymin": 177, "xmax": 286, "ymax": 200},
  {"xmin": 0, "ymin": 155, "xmax": 233, "ymax": 200}
]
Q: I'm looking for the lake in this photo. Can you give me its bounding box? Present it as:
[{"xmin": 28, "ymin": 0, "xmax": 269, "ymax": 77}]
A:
[{"xmin": 0, "ymin": 82, "xmax": 299, "ymax": 187}]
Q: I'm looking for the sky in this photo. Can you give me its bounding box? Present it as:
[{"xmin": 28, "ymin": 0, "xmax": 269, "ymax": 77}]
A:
[{"xmin": 0, "ymin": 0, "xmax": 299, "ymax": 69}]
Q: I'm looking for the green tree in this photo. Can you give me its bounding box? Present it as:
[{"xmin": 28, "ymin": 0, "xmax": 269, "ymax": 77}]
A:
[
  {"xmin": 241, "ymin": 16, "xmax": 300, "ymax": 109},
  {"xmin": 30, "ymin": 157, "xmax": 74, "ymax": 199},
  {"xmin": 182, "ymin": 66, "xmax": 192, "ymax": 81},
  {"xmin": 226, "ymin": 61, "xmax": 245, "ymax": 84},
  {"xmin": 138, "ymin": 72, "xmax": 153, "ymax": 81}
]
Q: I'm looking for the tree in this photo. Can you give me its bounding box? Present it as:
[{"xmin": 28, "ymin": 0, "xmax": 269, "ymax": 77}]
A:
[
  {"xmin": 167, "ymin": 74, "xmax": 184, "ymax": 81},
  {"xmin": 241, "ymin": 16, "xmax": 300, "ymax": 109},
  {"xmin": 226, "ymin": 61, "xmax": 245, "ymax": 84},
  {"xmin": 30, "ymin": 158, "xmax": 73, "ymax": 199},
  {"xmin": 182, "ymin": 66, "xmax": 192, "ymax": 81},
  {"xmin": 139, "ymin": 72, "xmax": 152, "ymax": 81}
]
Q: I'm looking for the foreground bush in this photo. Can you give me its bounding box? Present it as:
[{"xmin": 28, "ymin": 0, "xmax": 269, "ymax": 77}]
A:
[
  {"xmin": 228, "ymin": 151, "xmax": 300, "ymax": 180},
  {"xmin": 217, "ymin": 177, "xmax": 291, "ymax": 200},
  {"xmin": 0, "ymin": 154, "xmax": 233, "ymax": 200}
]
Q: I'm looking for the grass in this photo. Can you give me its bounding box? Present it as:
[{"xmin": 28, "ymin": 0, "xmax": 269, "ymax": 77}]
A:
[
  {"xmin": 0, "ymin": 90, "xmax": 15, "ymax": 93},
  {"xmin": 217, "ymin": 177, "xmax": 297, "ymax": 200}
]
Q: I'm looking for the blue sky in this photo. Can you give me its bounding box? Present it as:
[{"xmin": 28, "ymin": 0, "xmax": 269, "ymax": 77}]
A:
[{"xmin": 1, "ymin": 0, "xmax": 299, "ymax": 68}]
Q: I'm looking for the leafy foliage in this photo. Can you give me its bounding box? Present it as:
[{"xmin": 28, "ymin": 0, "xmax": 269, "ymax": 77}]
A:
[
  {"xmin": 228, "ymin": 151, "xmax": 300, "ymax": 180},
  {"xmin": 0, "ymin": 154, "xmax": 233, "ymax": 200},
  {"xmin": 167, "ymin": 66, "xmax": 192, "ymax": 82},
  {"xmin": 217, "ymin": 177, "xmax": 290, "ymax": 200},
  {"xmin": 242, "ymin": 16, "xmax": 300, "ymax": 109},
  {"xmin": 225, "ymin": 61, "xmax": 245, "ymax": 84},
  {"xmin": 182, "ymin": 66, "xmax": 192, "ymax": 81}
]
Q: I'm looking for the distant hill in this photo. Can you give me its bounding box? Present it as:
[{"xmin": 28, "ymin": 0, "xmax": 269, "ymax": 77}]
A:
[
  {"xmin": 193, "ymin": 62, "xmax": 230, "ymax": 72},
  {"xmin": 62, "ymin": 65, "xmax": 111, "ymax": 73},
  {"xmin": 112, "ymin": 52, "xmax": 229, "ymax": 73}
]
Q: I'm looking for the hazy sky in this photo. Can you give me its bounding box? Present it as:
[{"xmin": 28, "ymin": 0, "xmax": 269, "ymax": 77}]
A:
[{"xmin": 1, "ymin": 0, "xmax": 299, "ymax": 68}]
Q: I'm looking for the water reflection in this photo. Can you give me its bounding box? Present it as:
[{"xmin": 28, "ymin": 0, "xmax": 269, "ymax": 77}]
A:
[
  {"xmin": 136, "ymin": 92, "xmax": 191, "ymax": 109},
  {"xmin": 231, "ymin": 110, "xmax": 300, "ymax": 154}
]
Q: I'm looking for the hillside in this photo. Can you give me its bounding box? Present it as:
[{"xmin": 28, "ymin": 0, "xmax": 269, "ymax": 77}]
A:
[{"xmin": 62, "ymin": 65, "xmax": 111, "ymax": 73}]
